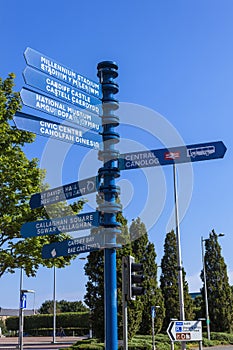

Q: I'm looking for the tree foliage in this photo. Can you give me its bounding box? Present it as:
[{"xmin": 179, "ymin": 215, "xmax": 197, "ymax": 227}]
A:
[
  {"xmin": 200, "ymin": 230, "xmax": 232, "ymax": 332},
  {"xmin": 130, "ymin": 218, "xmax": 164, "ymax": 335},
  {"xmin": 38, "ymin": 299, "xmax": 88, "ymax": 314},
  {"xmin": 84, "ymin": 217, "xmax": 164, "ymax": 340},
  {"xmin": 160, "ymin": 230, "xmax": 193, "ymax": 331}
]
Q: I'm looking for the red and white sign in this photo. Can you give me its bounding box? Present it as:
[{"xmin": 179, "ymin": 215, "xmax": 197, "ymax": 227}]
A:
[{"xmin": 164, "ymin": 151, "xmax": 180, "ymax": 160}]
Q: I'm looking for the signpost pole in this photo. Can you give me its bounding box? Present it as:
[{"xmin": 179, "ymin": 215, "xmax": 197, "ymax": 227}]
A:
[
  {"xmin": 97, "ymin": 61, "xmax": 120, "ymax": 350},
  {"xmin": 173, "ymin": 164, "xmax": 186, "ymax": 350},
  {"xmin": 52, "ymin": 265, "xmax": 56, "ymax": 344}
]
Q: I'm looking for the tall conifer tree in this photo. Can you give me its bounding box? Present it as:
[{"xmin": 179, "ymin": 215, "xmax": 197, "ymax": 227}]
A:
[
  {"xmin": 160, "ymin": 230, "xmax": 193, "ymax": 331},
  {"xmin": 201, "ymin": 230, "xmax": 232, "ymax": 332},
  {"xmin": 130, "ymin": 218, "xmax": 164, "ymax": 335}
]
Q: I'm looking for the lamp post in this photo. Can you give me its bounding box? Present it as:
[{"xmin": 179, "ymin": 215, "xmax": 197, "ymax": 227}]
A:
[
  {"xmin": 173, "ymin": 164, "xmax": 185, "ymax": 350},
  {"xmin": 201, "ymin": 233, "xmax": 224, "ymax": 340},
  {"xmin": 151, "ymin": 306, "xmax": 160, "ymax": 350},
  {"xmin": 19, "ymin": 289, "xmax": 35, "ymax": 350}
]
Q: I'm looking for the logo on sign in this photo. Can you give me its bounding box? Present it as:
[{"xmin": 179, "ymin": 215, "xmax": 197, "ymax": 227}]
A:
[
  {"xmin": 164, "ymin": 151, "xmax": 180, "ymax": 160},
  {"xmin": 187, "ymin": 146, "xmax": 215, "ymax": 158},
  {"xmin": 175, "ymin": 326, "xmax": 182, "ymax": 332}
]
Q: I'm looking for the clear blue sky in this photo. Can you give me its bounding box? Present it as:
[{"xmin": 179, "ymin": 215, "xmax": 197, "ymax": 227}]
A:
[{"xmin": 1, "ymin": 0, "xmax": 233, "ymax": 310}]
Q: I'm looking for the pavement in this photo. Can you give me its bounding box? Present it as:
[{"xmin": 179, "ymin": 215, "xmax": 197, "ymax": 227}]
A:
[{"xmin": 0, "ymin": 336, "xmax": 84, "ymax": 350}]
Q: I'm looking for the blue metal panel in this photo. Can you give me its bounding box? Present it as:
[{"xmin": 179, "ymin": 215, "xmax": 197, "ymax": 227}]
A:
[
  {"xmin": 21, "ymin": 211, "xmax": 100, "ymax": 238},
  {"xmin": 20, "ymin": 88, "xmax": 102, "ymax": 133},
  {"xmin": 29, "ymin": 176, "xmax": 98, "ymax": 209},
  {"xmin": 14, "ymin": 111, "xmax": 101, "ymax": 150},
  {"xmin": 42, "ymin": 234, "xmax": 104, "ymax": 259},
  {"xmin": 20, "ymin": 294, "xmax": 27, "ymax": 309},
  {"xmin": 119, "ymin": 141, "xmax": 227, "ymax": 170},
  {"xmin": 23, "ymin": 66, "xmax": 102, "ymax": 116},
  {"xmin": 24, "ymin": 47, "xmax": 102, "ymax": 99}
]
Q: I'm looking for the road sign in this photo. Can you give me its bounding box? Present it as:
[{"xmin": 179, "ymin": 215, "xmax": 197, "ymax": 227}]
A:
[
  {"xmin": 30, "ymin": 175, "xmax": 98, "ymax": 209},
  {"xmin": 119, "ymin": 141, "xmax": 227, "ymax": 170},
  {"xmin": 21, "ymin": 211, "xmax": 100, "ymax": 238},
  {"xmin": 14, "ymin": 111, "xmax": 101, "ymax": 150},
  {"xmin": 23, "ymin": 66, "xmax": 101, "ymax": 116},
  {"xmin": 42, "ymin": 233, "xmax": 104, "ymax": 259},
  {"xmin": 20, "ymin": 294, "xmax": 27, "ymax": 309},
  {"xmin": 167, "ymin": 320, "xmax": 202, "ymax": 342},
  {"xmin": 20, "ymin": 88, "xmax": 102, "ymax": 133},
  {"xmin": 24, "ymin": 47, "xmax": 102, "ymax": 99}
]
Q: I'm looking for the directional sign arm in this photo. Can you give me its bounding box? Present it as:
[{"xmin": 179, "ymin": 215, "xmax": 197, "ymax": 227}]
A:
[
  {"xmin": 20, "ymin": 211, "xmax": 100, "ymax": 238},
  {"xmin": 13, "ymin": 111, "xmax": 101, "ymax": 150},
  {"xmin": 119, "ymin": 141, "xmax": 227, "ymax": 170},
  {"xmin": 29, "ymin": 175, "xmax": 98, "ymax": 209}
]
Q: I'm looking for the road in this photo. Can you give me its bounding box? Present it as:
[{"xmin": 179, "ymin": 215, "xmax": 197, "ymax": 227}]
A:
[{"xmin": 0, "ymin": 336, "xmax": 83, "ymax": 350}]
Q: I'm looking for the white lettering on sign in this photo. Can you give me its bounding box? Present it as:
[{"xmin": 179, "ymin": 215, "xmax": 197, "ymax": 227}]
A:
[
  {"xmin": 125, "ymin": 152, "xmax": 160, "ymax": 168},
  {"xmin": 67, "ymin": 243, "xmax": 101, "ymax": 254},
  {"xmin": 44, "ymin": 78, "xmax": 100, "ymax": 114},
  {"xmin": 35, "ymin": 215, "xmax": 95, "ymax": 235},
  {"xmin": 33, "ymin": 93, "xmax": 100, "ymax": 131},
  {"xmin": 40, "ymin": 56, "xmax": 100, "ymax": 97},
  {"xmin": 39, "ymin": 120, "xmax": 84, "ymax": 143}
]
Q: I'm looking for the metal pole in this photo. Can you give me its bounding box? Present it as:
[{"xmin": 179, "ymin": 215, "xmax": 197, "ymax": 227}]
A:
[
  {"xmin": 122, "ymin": 258, "xmax": 128, "ymax": 350},
  {"xmin": 152, "ymin": 316, "xmax": 155, "ymax": 350},
  {"xmin": 173, "ymin": 164, "xmax": 186, "ymax": 350},
  {"xmin": 97, "ymin": 61, "xmax": 120, "ymax": 350},
  {"xmin": 52, "ymin": 265, "xmax": 56, "ymax": 343},
  {"xmin": 18, "ymin": 268, "xmax": 23, "ymax": 350},
  {"xmin": 201, "ymin": 237, "xmax": 210, "ymax": 340}
]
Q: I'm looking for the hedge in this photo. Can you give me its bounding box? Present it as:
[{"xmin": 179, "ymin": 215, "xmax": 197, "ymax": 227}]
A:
[{"xmin": 5, "ymin": 312, "xmax": 89, "ymax": 336}]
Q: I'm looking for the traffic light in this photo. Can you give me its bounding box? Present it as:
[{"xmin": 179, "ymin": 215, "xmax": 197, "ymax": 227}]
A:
[{"xmin": 122, "ymin": 255, "xmax": 145, "ymax": 301}]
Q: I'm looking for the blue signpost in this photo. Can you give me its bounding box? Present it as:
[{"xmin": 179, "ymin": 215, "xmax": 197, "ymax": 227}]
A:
[
  {"xmin": 42, "ymin": 233, "xmax": 104, "ymax": 259},
  {"xmin": 23, "ymin": 66, "xmax": 101, "ymax": 116},
  {"xmin": 97, "ymin": 61, "xmax": 121, "ymax": 350},
  {"xmin": 21, "ymin": 211, "xmax": 100, "ymax": 238},
  {"xmin": 29, "ymin": 175, "xmax": 98, "ymax": 209},
  {"xmin": 24, "ymin": 47, "xmax": 102, "ymax": 99},
  {"xmin": 20, "ymin": 88, "xmax": 102, "ymax": 133},
  {"xmin": 14, "ymin": 111, "xmax": 101, "ymax": 150},
  {"xmin": 119, "ymin": 141, "xmax": 227, "ymax": 170}
]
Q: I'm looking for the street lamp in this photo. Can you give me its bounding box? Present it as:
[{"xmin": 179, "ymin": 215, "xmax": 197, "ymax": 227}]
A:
[
  {"xmin": 201, "ymin": 233, "xmax": 224, "ymax": 341},
  {"xmin": 151, "ymin": 306, "xmax": 160, "ymax": 350},
  {"xmin": 19, "ymin": 289, "xmax": 35, "ymax": 350}
]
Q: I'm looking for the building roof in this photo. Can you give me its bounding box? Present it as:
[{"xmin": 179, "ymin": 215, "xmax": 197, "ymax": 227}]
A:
[{"xmin": 0, "ymin": 308, "xmax": 36, "ymax": 316}]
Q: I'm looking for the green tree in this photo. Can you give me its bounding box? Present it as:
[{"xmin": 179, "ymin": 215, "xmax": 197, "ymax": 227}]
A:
[
  {"xmin": 0, "ymin": 74, "xmax": 83, "ymax": 277},
  {"xmin": 84, "ymin": 249, "xmax": 104, "ymax": 339},
  {"xmin": 160, "ymin": 230, "xmax": 194, "ymax": 331},
  {"xmin": 84, "ymin": 211, "xmax": 129, "ymax": 341},
  {"xmin": 38, "ymin": 299, "xmax": 87, "ymax": 314},
  {"xmin": 130, "ymin": 218, "xmax": 164, "ymax": 335},
  {"xmin": 201, "ymin": 230, "xmax": 232, "ymax": 332}
]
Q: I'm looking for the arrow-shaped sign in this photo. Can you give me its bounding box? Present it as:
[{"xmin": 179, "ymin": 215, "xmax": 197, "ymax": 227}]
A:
[
  {"xmin": 24, "ymin": 47, "xmax": 102, "ymax": 99},
  {"xmin": 42, "ymin": 233, "xmax": 104, "ymax": 259},
  {"xmin": 14, "ymin": 111, "xmax": 101, "ymax": 150},
  {"xmin": 119, "ymin": 141, "xmax": 227, "ymax": 170},
  {"xmin": 30, "ymin": 175, "xmax": 98, "ymax": 209},
  {"xmin": 21, "ymin": 211, "xmax": 100, "ymax": 238},
  {"xmin": 20, "ymin": 88, "xmax": 102, "ymax": 133},
  {"xmin": 23, "ymin": 67, "xmax": 101, "ymax": 116},
  {"xmin": 167, "ymin": 321, "xmax": 175, "ymax": 341}
]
